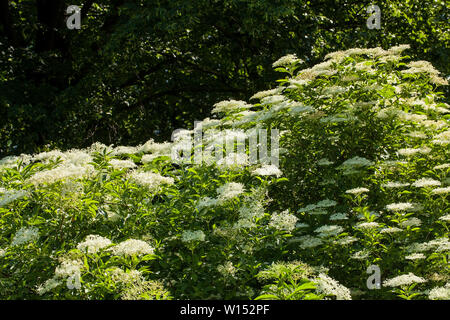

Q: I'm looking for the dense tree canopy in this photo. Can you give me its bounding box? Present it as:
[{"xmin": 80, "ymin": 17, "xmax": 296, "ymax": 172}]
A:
[{"xmin": 0, "ymin": 0, "xmax": 448, "ymax": 156}]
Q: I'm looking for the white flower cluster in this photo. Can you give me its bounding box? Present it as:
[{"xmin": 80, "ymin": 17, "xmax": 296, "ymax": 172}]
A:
[
  {"xmin": 411, "ymin": 178, "xmax": 441, "ymax": 188},
  {"xmin": 407, "ymin": 238, "xmax": 450, "ymax": 253},
  {"xmin": 269, "ymin": 210, "xmax": 298, "ymax": 232},
  {"xmin": 196, "ymin": 196, "xmax": 218, "ymax": 210},
  {"xmin": 55, "ymin": 259, "xmax": 83, "ymax": 278},
  {"xmin": 432, "ymin": 187, "xmax": 450, "ymax": 195},
  {"xmin": 338, "ymin": 157, "xmax": 373, "ymax": 175},
  {"xmin": 109, "ymin": 159, "xmax": 137, "ymax": 170},
  {"xmin": 295, "ymin": 222, "xmax": 309, "ymax": 228},
  {"xmin": 355, "ymin": 222, "xmax": 380, "ymax": 230},
  {"xmin": 77, "ymin": 235, "xmax": 112, "ymax": 254},
  {"xmin": 433, "ymin": 163, "xmax": 450, "ymax": 170},
  {"xmin": 428, "ymin": 284, "xmax": 450, "ymax": 300},
  {"xmin": 111, "ymin": 146, "xmax": 140, "ymax": 156},
  {"xmin": 272, "ymin": 54, "xmax": 303, "ymax": 68},
  {"xmin": 380, "ymin": 227, "xmax": 403, "ymax": 234},
  {"xmin": 405, "ymin": 253, "xmax": 426, "ymax": 260},
  {"xmin": 250, "ymin": 88, "xmax": 283, "ymax": 100},
  {"xmin": 382, "ymin": 181, "xmax": 410, "ymax": 188},
  {"xmin": 216, "ymin": 182, "xmax": 245, "ymax": 202},
  {"xmin": 261, "ymin": 94, "xmax": 286, "ymax": 106},
  {"xmin": 399, "ymin": 218, "xmax": 422, "ymax": 228},
  {"xmin": 36, "ymin": 278, "xmax": 61, "ymax": 295},
  {"xmin": 315, "ymin": 225, "xmax": 344, "ymax": 238},
  {"xmin": 37, "ymin": 257, "xmax": 84, "ymax": 295},
  {"xmin": 0, "ymin": 154, "xmax": 32, "ymax": 169},
  {"xmin": 397, "ymin": 147, "xmax": 431, "ymax": 157},
  {"xmin": 233, "ymin": 218, "xmax": 256, "ymax": 230},
  {"xmin": 404, "ymin": 131, "xmax": 427, "ymax": 139},
  {"xmin": 109, "ymin": 268, "xmax": 143, "ymax": 285},
  {"xmin": 334, "ymin": 236, "xmax": 358, "ymax": 246},
  {"xmin": 0, "ymin": 189, "xmax": 27, "ymax": 207},
  {"xmin": 329, "ymin": 213, "xmax": 348, "ymax": 221},
  {"xmin": 340, "ymin": 156, "xmax": 374, "ymax": 168},
  {"xmin": 27, "ymin": 164, "xmax": 95, "ymax": 185},
  {"xmin": 11, "ymin": 226, "xmax": 39, "ymax": 246},
  {"xmin": 351, "ymin": 250, "xmax": 370, "ymax": 260},
  {"xmin": 315, "ymin": 273, "xmax": 352, "ymax": 300},
  {"xmin": 217, "ymin": 261, "xmax": 237, "ymax": 277},
  {"xmin": 383, "ymin": 273, "xmax": 426, "ymax": 287},
  {"xmin": 316, "ymin": 199, "xmax": 337, "ymax": 207},
  {"xmin": 386, "ymin": 202, "xmax": 415, "ymax": 212},
  {"xmin": 401, "ymin": 60, "xmax": 440, "ymax": 76},
  {"xmin": 432, "ymin": 130, "xmax": 450, "ymax": 145},
  {"xmin": 87, "ymin": 142, "xmax": 113, "ymax": 154},
  {"xmin": 140, "ymin": 139, "xmax": 173, "ymax": 156},
  {"xmin": 251, "ymin": 165, "xmax": 282, "ymax": 177},
  {"xmin": 33, "ymin": 150, "xmax": 66, "ymax": 162},
  {"xmin": 212, "ymin": 100, "xmax": 252, "ymax": 114},
  {"xmin": 297, "ymin": 235, "xmax": 323, "ymax": 249},
  {"xmin": 111, "ymin": 239, "xmax": 155, "ymax": 256},
  {"xmin": 63, "ymin": 150, "xmax": 93, "ymax": 166},
  {"xmin": 181, "ymin": 230, "xmax": 206, "ymax": 243},
  {"xmin": 238, "ymin": 202, "xmax": 265, "ymax": 220},
  {"xmin": 297, "ymin": 199, "xmax": 337, "ymax": 214},
  {"xmin": 129, "ymin": 171, "xmax": 175, "ymax": 192},
  {"xmin": 317, "ymin": 158, "xmax": 334, "ymax": 166},
  {"xmin": 217, "ymin": 152, "xmax": 249, "ymax": 169},
  {"xmin": 345, "ymin": 187, "xmax": 369, "ymax": 195}
]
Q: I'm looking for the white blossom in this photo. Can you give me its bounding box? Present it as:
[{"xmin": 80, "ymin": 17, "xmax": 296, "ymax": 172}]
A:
[
  {"xmin": 411, "ymin": 178, "xmax": 441, "ymax": 188},
  {"xmin": 217, "ymin": 261, "xmax": 237, "ymax": 277},
  {"xmin": 405, "ymin": 253, "xmax": 426, "ymax": 260},
  {"xmin": 55, "ymin": 259, "xmax": 83, "ymax": 278},
  {"xmin": 315, "ymin": 273, "xmax": 352, "ymax": 300},
  {"xmin": 181, "ymin": 230, "xmax": 206, "ymax": 242},
  {"xmin": 272, "ymin": 54, "xmax": 302, "ymax": 68},
  {"xmin": 428, "ymin": 285, "xmax": 450, "ymax": 300},
  {"xmin": 399, "ymin": 218, "xmax": 422, "ymax": 228},
  {"xmin": 251, "ymin": 165, "xmax": 282, "ymax": 177},
  {"xmin": 382, "ymin": 181, "xmax": 410, "ymax": 188},
  {"xmin": 212, "ymin": 100, "xmax": 251, "ymax": 114},
  {"xmin": 109, "ymin": 159, "xmax": 137, "ymax": 170},
  {"xmin": 77, "ymin": 235, "xmax": 112, "ymax": 254},
  {"xmin": 112, "ymin": 239, "xmax": 155, "ymax": 256},
  {"xmin": 356, "ymin": 222, "xmax": 380, "ymax": 230},
  {"xmin": 432, "ymin": 187, "xmax": 450, "ymax": 195},
  {"xmin": 217, "ymin": 182, "xmax": 245, "ymax": 202},
  {"xmin": 129, "ymin": 171, "xmax": 174, "ymax": 191},
  {"xmin": 329, "ymin": 213, "xmax": 348, "ymax": 221},
  {"xmin": 0, "ymin": 189, "xmax": 27, "ymax": 207},
  {"xmin": 386, "ymin": 202, "xmax": 415, "ymax": 212},
  {"xmin": 315, "ymin": 225, "xmax": 344, "ymax": 238},
  {"xmin": 269, "ymin": 210, "xmax": 298, "ymax": 232},
  {"xmin": 380, "ymin": 227, "xmax": 403, "ymax": 234},
  {"xmin": 11, "ymin": 227, "xmax": 39, "ymax": 246},
  {"xmin": 383, "ymin": 273, "xmax": 426, "ymax": 287},
  {"xmin": 27, "ymin": 164, "xmax": 95, "ymax": 185},
  {"xmin": 345, "ymin": 187, "xmax": 369, "ymax": 195}
]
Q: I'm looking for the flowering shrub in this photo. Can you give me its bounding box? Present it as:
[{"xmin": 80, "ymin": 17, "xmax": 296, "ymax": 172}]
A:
[{"xmin": 0, "ymin": 45, "xmax": 448, "ymax": 300}]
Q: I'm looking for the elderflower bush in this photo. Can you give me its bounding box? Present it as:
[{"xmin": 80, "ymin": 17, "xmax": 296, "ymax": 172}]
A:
[{"xmin": 0, "ymin": 45, "xmax": 449, "ymax": 300}]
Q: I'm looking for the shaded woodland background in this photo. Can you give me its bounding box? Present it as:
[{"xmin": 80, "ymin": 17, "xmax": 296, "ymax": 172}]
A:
[{"xmin": 0, "ymin": 0, "xmax": 448, "ymax": 157}]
